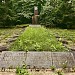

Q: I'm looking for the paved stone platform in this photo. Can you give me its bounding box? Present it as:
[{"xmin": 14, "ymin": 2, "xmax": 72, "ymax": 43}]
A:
[
  {"xmin": 0, "ymin": 51, "xmax": 75, "ymax": 69},
  {"xmin": 29, "ymin": 25, "xmax": 41, "ymax": 27}
]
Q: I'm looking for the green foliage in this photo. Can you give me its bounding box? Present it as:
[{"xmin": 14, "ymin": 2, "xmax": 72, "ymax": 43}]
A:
[
  {"xmin": 54, "ymin": 0, "xmax": 75, "ymax": 28},
  {"xmin": 10, "ymin": 27, "xmax": 67, "ymax": 51},
  {"xmin": 56, "ymin": 70, "xmax": 64, "ymax": 75},
  {"xmin": 39, "ymin": 0, "xmax": 62, "ymax": 27},
  {"xmin": 12, "ymin": 0, "xmax": 46, "ymax": 24},
  {"xmin": 0, "ymin": 0, "xmax": 16, "ymax": 27},
  {"xmin": 16, "ymin": 64, "xmax": 30, "ymax": 75},
  {"xmin": 39, "ymin": 3, "xmax": 55, "ymax": 27},
  {"xmin": 1, "ymin": 0, "xmax": 75, "ymax": 28},
  {"xmin": 50, "ymin": 66, "xmax": 56, "ymax": 71},
  {"xmin": 0, "ymin": 0, "xmax": 46, "ymax": 26},
  {"xmin": 40, "ymin": 0, "xmax": 75, "ymax": 29},
  {"xmin": 13, "ymin": 0, "xmax": 34, "ymax": 24}
]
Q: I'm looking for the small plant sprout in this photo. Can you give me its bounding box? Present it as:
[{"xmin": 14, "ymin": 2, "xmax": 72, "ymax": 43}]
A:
[
  {"xmin": 16, "ymin": 66, "xmax": 20, "ymax": 73},
  {"xmin": 50, "ymin": 66, "xmax": 56, "ymax": 71},
  {"xmin": 22, "ymin": 64, "xmax": 27, "ymax": 69},
  {"xmin": 16, "ymin": 64, "xmax": 30, "ymax": 75},
  {"xmin": 62, "ymin": 61, "xmax": 68, "ymax": 69},
  {"xmin": 56, "ymin": 69, "xmax": 64, "ymax": 75}
]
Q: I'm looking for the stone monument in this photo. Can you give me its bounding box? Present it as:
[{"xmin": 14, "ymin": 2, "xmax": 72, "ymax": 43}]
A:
[{"xmin": 32, "ymin": 6, "xmax": 39, "ymax": 24}]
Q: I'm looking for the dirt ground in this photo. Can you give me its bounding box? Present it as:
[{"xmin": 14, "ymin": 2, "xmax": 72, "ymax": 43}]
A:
[
  {"xmin": 0, "ymin": 71, "xmax": 75, "ymax": 75},
  {"xmin": 0, "ymin": 72, "xmax": 16, "ymax": 75},
  {"xmin": 30, "ymin": 71, "xmax": 75, "ymax": 75}
]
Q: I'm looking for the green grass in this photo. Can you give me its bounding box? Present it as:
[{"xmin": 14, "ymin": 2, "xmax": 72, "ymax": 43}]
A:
[{"xmin": 10, "ymin": 27, "xmax": 67, "ymax": 51}]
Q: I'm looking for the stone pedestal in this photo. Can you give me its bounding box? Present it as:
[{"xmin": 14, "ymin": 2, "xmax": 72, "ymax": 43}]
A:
[
  {"xmin": 32, "ymin": 6, "xmax": 39, "ymax": 24},
  {"xmin": 32, "ymin": 15, "xmax": 39, "ymax": 24}
]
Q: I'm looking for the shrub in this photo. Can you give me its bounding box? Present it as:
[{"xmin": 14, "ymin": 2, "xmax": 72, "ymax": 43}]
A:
[
  {"xmin": 54, "ymin": 0, "xmax": 75, "ymax": 29},
  {"xmin": 39, "ymin": 0, "xmax": 75, "ymax": 29},
  {"xmin": 39, "ymin": 2, "xmax": 55, "ymax": 28}
]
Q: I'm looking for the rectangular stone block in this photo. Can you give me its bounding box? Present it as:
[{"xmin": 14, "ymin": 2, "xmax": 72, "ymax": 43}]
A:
[
  {"xmin": 0, "ymin": 51, "xmax": 75, "ymax": 69},
  {"xmin": 52, "ymin": 52, "xmax": 75, "ymax": 68},
  {"xmin": 26, "ymin": 52, "xmax": 52, "ymax": 69}
]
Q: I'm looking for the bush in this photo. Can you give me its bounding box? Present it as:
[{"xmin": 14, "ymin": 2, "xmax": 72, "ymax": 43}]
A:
[
  {"xmin": 0, "ymin": 0, "xmax": 17, "ymax": 27},
  {"xmin": 39, "ymin": 0, "xmax": 75, "ymax": 29},
  {"xmin": 39, "ymin": 0, "xmax": 62, "ymax": 28},
  {"xmin": 0, "ymin": 0, "xmax": 46, "ymax": 26},
  {"xmin": 39, "ymin": 4, "xmax": 55, "ymax": 27},
  {"xmin": 54, "ymin": 0, "xmax": 75, "ymax": 29}
]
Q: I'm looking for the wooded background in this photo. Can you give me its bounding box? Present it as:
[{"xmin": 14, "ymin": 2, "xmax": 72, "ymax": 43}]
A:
[{"xmin": 0, "ymin": 0, "xmax": 75, "ymax": 28}]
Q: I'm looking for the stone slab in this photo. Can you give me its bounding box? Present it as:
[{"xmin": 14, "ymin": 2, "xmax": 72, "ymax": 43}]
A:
[
  {"xmin": 26, "ymin": 52, "xmax": 52, "ymax": 69},
  {"xmin": 72, "ymin": 51, "xmax": 75, "ymax": 59},
  {"xmin": 0, "ymin": 51, "xmax": 27, "ymax": 68},
  {"xmin": 52, "ymin": 52, "xmax": 75, "ymax": 68},
  {"xmin": 0, "ymin": 51, "xmax": 75, "ymax": 69}
]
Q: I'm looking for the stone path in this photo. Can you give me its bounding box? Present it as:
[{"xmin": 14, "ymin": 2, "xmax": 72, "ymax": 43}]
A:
[{"xmin": 0, "ymin": 51, "xmax": 75, "ymax": 69}]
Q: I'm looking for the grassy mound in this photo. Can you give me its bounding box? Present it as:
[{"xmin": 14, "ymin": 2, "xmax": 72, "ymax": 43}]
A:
[{"xmin": 10, "ymin": 27, "xmax": 67, "ymax": 51}]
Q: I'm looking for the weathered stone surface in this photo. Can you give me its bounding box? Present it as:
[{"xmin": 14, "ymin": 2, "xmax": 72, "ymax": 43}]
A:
[
  {"xmin": 72, "ymin": 51, "xmax": 75, "ymax": 59},
  {"xmin": 52, "ymin": 52, "xmax": 75, "ymax": 68},
  {"xmin": 0, "ymin": 51, "xmax": 75, "ymax": 69},
  {"xmin": 6, "ymin": 38, "xmax": 17, "ymax": 43},
  {"xmin": 0, "ymin": 51, "xmax": 27, "ymax": 68},
  {"xmin": 0, "ymin": 43, "xmax": 8, "ymax": 52},
  {"xmin": 70, "ymin": 46, "xmax": 75, "ymax": 51},
  {"xmin": 0, "ymin": 46, "xmax": 8, "ymax": 52},
  {"xmin": 26, "ymin": 52, "xmax": 52, "ymax": 69},
  {"xmin": 11, "ymin": 35, "xmax": 19, "ymax": 38}
]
